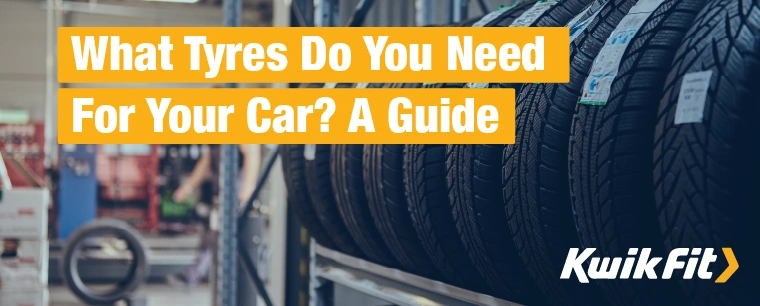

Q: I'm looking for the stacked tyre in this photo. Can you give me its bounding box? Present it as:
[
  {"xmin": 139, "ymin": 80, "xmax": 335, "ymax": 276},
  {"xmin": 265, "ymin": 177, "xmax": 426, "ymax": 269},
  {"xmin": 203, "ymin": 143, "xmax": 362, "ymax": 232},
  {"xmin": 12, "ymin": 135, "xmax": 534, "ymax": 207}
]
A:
[{"xmin": 279, "ymin": 1, "xmax": 759, "ymax": 305}]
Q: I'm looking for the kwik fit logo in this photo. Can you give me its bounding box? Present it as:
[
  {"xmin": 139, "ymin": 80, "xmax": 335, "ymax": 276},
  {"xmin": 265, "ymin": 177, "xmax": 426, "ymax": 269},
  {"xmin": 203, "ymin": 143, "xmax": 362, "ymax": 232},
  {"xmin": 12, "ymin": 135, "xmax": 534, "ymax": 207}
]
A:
[{"xmin": 560, "ymin": 248, "xmax": 738, "ymax": 283}]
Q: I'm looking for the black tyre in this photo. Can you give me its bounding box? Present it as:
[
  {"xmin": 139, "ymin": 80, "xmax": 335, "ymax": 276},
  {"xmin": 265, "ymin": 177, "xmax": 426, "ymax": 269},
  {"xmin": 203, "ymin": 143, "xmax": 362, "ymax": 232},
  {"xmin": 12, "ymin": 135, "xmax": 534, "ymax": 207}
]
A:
[
  {"xmin": 299, "ymin": 83, "xmax": 324, "ymax": 88},
  {"xmin": 653, "ymin": 0, "xmax": 760, "ymax": 304},
  {"xmin": 304, "ymin": 144, "xmax": 364, "ymax": 257},
  {"xmin": 446, "ymin": 144, "xmax": 544, "ymax": 303},
  {"xmin": 61, "ymin": 219, "xmax": 149, "ymax": 305},
  {"xmin": 364, "ymin": 145, "xmax": 439, "ymax": 277},
  {"xmin": 334, "ymin": 83, "xmax": 354, "ymax": 88},
  {"xmin": 568, "ymin": 0, "xmax": 706, "ymax": 304},
  {"xmin": 503, "ymin": 0, "xmax": 638, "ymax": 304},
  {"xmin": 280, "ymin": 144, "xmax": 338, "ymax": 249},
  {"xmin": 492, "ymin": 0, "xmax": 594, "ymax": 92},
  {"xmin": 390, "ymin": 83, "xmax": 421, "ymax": 89},
  {"xmin": 404, "ymin": 144, "xmax": 490, "ymax": 292},
  {"xmin": 442, "ymin": 2, "xmax": 592, "ymax": 302},
  {"xmin": 423, "ymin": 0, "xmax": 538, "ymax": 91},
  {"xmin": 331, "ymin": 144, "xmax": 397, "ymax": 267}
]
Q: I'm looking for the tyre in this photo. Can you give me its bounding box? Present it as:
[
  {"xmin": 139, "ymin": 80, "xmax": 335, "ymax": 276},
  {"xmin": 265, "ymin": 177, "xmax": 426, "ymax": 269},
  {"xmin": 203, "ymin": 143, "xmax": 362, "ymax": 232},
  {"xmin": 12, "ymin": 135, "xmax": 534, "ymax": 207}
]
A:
[
  {"xmin": 299, "ymin": 83, "xmax": 324, "ymax": 88},
  {"xmin": 503, "ymin": 0, "xmax": 639, "ymax": 304},
  {"xmin": 61, "ymin": 219, "xmax": 149, "ymax": 305},
  {"xmin": 404, "ymin": 144, "xmax": 491, "ymax": 292},
  {"xmin": 331, "ymin": 144, "xmax": 398, "ymax": 267},
  {"xmin": 653, "ymin": 0, "xmax": 760, "ymax": 304},
  {"xmin": 567, "ymin": 0, "xmax": 706, "ymax": 304},
  {"xmin": 304, "ymin": 144, "xmax": 364, "ymax": 257},
  {"xmin": 363, "ymin": 145, "xmax": 439, "ymax": 277},
  {"xmin": 391, "ymin": 83, "xmax": 421, "ymax": 89},
  {"xmin": 490, "ymin": 0, "xmax": 594, "ymax": 92},
  {"xmin": 443, "ymin": 2, "xmax": 592, "ymax": 302},
  {"xmin": 280, "ymin": 144, "xmax": 338, "ymax": 249},
  {"xmin": 335, "ymin": 83, "xmax": 354, "ymax": 88},
  {"xmin": 446, "ymin": 144, "xmax": 543, "ymax": 303},
  {"xmin": 423, "ymin": 0, "xmax": 538, "ymax": 91}
]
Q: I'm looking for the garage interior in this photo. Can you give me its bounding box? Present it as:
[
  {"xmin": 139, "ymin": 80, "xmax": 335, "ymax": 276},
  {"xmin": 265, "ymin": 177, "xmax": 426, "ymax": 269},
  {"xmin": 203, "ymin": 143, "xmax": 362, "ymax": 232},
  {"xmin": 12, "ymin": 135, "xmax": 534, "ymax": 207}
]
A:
[{"xmin": 0, "ymin": 0, "xmax": 757, "ymax": 305}]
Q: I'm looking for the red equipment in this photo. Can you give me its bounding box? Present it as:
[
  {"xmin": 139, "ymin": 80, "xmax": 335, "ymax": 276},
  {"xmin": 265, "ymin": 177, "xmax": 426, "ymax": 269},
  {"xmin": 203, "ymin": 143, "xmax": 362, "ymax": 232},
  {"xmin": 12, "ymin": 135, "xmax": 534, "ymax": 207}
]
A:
[{"xmin": 95, "ymin": 145, "xmax": 160, "ymax": 232}]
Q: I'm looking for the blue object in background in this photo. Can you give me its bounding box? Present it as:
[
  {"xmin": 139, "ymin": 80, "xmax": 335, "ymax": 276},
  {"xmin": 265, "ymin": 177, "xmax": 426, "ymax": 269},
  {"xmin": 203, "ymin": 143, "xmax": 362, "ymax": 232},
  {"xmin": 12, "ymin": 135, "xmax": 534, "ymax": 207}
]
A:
[{"xmin": 58, "ymin": 144, "xmax": 97, "ymax": 240}]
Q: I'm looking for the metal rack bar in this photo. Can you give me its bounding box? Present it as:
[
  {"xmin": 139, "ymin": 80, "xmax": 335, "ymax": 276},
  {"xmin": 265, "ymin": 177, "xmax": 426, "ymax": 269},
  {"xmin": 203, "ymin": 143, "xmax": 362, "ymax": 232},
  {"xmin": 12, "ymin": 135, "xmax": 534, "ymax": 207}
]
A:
[
  {"xmin": 476, "ymin": 0, "xmax": 490, "ymax": 14},
  {"xmin": 450, "ymin": 0, "xmax": 469, "ymax": 23},
  {"xmin": 345, "ymin": 0, "xmax": 376, "ymax": 27},
  {"xmin": 311, "ymin": 243, "xmax": 522, "ymax": 306},
  {"xmin": 44, "ymin": 0, "xmax": 57, "ymax": 170},
  {"xmin": 314, "ymin": 0, "xmax": 339, "ymax": 27},
  {"xmin": 291, "ymin": 1, "xmax": 310, "ymax": 27},
  {"xmin": 219, "ymin": 1, "xmax": 241, "ymax": 305},
  {"xmin": 236, "ymin": 146, "xmax": 280, "ymax": 306},
  {"xmin": 415, "ymin": 0, "xmax": 435, "ymax": 26}
]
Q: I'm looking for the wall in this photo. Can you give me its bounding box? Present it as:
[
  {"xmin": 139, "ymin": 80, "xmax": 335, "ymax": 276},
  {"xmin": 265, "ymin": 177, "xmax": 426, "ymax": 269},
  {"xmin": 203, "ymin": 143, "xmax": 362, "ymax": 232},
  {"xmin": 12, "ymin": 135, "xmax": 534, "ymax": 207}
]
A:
[{"xmin": 0, "ymin": 0, "xmax": 48, "ymax": 121}]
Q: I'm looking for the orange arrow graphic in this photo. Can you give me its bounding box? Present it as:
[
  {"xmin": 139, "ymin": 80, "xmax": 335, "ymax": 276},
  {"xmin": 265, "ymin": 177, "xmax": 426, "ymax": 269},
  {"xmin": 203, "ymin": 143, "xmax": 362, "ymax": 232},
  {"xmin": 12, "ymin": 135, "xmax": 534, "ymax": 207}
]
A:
[{"xmin": 715, "ymin": 248, "xmax": 738, "ymax": 283}]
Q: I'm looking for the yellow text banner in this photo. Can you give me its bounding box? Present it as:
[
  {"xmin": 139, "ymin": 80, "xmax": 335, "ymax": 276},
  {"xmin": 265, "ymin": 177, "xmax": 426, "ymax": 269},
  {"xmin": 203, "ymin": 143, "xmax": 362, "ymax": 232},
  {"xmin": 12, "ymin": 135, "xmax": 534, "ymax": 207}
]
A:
[
  {"xmin": 58, "ymin": 27, "xmax": 569, "ymax": 83},
  {"xmin": 58, "ymin": 88, "xmax": 516, "ymax": 144}
]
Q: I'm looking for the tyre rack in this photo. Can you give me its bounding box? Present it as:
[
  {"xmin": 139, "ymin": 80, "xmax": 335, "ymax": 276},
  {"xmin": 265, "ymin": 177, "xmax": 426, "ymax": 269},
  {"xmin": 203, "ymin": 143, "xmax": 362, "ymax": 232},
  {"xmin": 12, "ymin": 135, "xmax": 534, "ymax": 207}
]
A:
[
  {"xmin": 309, "ymin": 242, "xmax": 521, "ymax": 306},
  {"xmin": 302, "ymin": 1, "xmax": 504, "ymax": 305}
]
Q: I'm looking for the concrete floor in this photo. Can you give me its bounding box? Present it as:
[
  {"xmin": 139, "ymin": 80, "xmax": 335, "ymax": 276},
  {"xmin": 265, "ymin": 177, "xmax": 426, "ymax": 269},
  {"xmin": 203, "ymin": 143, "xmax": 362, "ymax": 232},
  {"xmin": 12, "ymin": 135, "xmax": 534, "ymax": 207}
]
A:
[{"xmin": 49, "ymin": 284, "xmax": 211, "ymax": 306}]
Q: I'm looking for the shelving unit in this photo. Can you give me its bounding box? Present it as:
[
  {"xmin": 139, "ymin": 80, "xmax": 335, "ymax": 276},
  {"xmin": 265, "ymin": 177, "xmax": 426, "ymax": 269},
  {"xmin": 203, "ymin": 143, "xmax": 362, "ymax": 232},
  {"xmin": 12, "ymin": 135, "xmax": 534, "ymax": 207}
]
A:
[{"xmin": 309, "ymin": 242, "xmax": 521, "ymax": 306}]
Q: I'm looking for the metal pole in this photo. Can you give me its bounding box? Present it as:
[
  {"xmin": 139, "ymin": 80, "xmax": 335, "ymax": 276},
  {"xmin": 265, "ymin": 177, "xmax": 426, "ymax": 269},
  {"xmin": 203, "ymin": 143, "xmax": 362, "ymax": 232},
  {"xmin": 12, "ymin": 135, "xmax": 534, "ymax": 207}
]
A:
[
  {"xmin": 476, "ymin": 0, "xmax": 489, "ymax": 14},
  {"xmin": 314, "ymin": 0, "xmax": 339, "ymax": 27},
  {"xmin": 345, "ymin": 0, "xmax": 376, "ymax": 27},
  {"xmin": 291, "ymin": 1, "xmax": 310, "ymax": 27},
  {"xmin": 449, "ymin": 0, "xmax": 469, "ymax": 23},
  {"xmin": 219, "ymin": 1, "xmax": 241, "ymax": 305},
  {"xmin": 415, "ymin": 0, "xmax": 434, "ymax": 26},
  {"xmin": 237, "ymin": 147, "xmax": 279, "ymax": 231},
  {"xmin": 283, "ymin": 202, "xmax": 305, "ymax": 306},
  {"xmin": 44, "ymin": 0, "xmax": 58, "ymax": 171},
  {"xmin": 236, "ymin": 146, "xmax": 280, "ymax": 306}
]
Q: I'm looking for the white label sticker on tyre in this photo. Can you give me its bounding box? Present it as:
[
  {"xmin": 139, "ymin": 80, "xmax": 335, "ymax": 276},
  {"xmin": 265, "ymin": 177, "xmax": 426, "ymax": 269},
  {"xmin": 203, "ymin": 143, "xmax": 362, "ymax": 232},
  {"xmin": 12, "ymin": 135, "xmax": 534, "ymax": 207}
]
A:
[
  {"xmin": 675, "ymin": 71, "xmax": 713, "ymax": 124},
  {"xmin": 511, "ymin": 0, "xmax": 560, "ymax": 27},
  {"xmin": 304, "ymin": 144, "xmax": 317, "ymax": 161},
  {"xmin": 579, "ymin": 0, "xmax": 666, "ymax": 106},
  {"xmin": 567, "ymin": 0, "xmax": 610, "ymax": 43}
]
